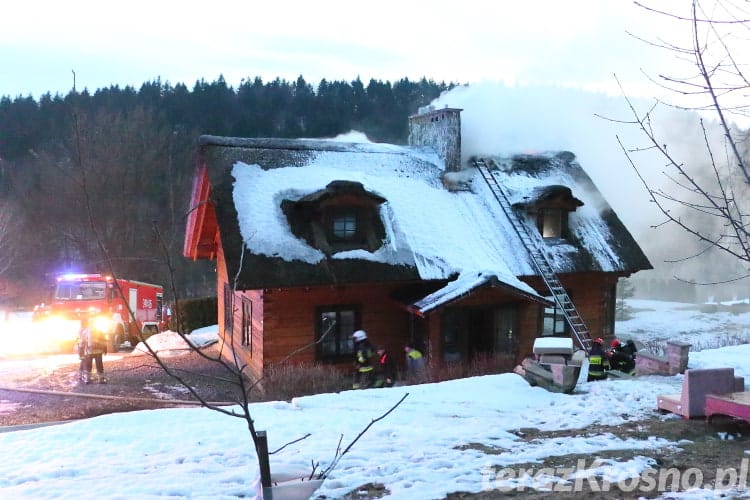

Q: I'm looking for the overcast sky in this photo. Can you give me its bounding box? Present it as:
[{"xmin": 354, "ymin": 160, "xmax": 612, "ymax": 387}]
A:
[{"xmin": 0, "ymin": 0, "xmax": 696, "ymax": 100}]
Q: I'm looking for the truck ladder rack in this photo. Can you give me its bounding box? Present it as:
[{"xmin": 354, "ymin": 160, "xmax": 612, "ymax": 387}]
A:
[{"xmin": 474, "ymin": 158, "xmax": 593, "ymax": 354}]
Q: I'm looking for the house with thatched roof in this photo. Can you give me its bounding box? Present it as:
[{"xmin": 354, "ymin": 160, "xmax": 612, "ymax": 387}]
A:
[{"xmin": 183, "ymin": 107, "xmax": 651, "ymax": 379}]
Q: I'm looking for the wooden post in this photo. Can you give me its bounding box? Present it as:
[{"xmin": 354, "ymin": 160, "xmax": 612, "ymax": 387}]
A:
[{"xmin": 257, "ymin": 431, "xmax": 272, "ymax": 488}]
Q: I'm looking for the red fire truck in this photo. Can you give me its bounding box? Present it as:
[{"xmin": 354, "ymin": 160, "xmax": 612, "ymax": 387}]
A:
[{"xmin": 33, "ymin": 273, "xmax": 168, "ymax": 351}]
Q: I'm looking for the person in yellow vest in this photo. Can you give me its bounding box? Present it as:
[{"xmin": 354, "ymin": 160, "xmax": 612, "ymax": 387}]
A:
[
  {"xmin": 587, "ymin": 337, "xmax": 608, "ymax": 382},
  {"xmin": 351, "ymin": 330, "xmax": 374, "ymax": 389},
  {"xmin": 404, "ymin": 343, "xmax": 427, "ymax": 383},
  {"xmin": 79, "ymin": 315, "xmax": 108, "ymax": 384}
]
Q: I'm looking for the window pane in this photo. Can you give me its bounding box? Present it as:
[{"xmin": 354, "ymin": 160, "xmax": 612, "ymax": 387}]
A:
[
  {"xmin": 320, "ymin": 311, "xmax": 338, "ymax": 355},
  {"xmin": 224, "ymin": 284, "xmax": 233, "ymax": 335},
  {"xmin": 242, "ymin": 299, "xmax": 252, "ymax": 348},
  {"xmin": 54, "ymin": 283, "xmax": 74, "ymax": 300},
  {"xmin": 339, "ymin": 310, "xmax": 355, "ymax": 335},
  {"xmin": 541, "ymin": 209, "xmax": 562, "ymax": 238},
  {"xmin": 332, "ymin": 214, "xmax": 357, "ymax": 239},
  {"xmin": 81, "ymin": 282, "xmax": 106, "ymax": 299},
  {"xmin": 542, "ymin": 298, "xmax": 567, "ymax": 335},
  {"xmin": 542, "ymin": 316, "xmax": 554, "ymax": 334},
  {"xmin": 54, "ymin": 281, "xmax": 106, "ymax": 300},
  {"xmin": 318, "ymin": 307, "xmax": 359, "ymax": 360},
  {"xmin": 339, "ymin": 310, "xmax": 356, "ymax": 354},
  {"xmin": 321, "ymin": 311, "xmax": 337, "ymax": 330},
  {"xmin": 555, "ymin": 318, "xmax": 566, "ymax": 333}
]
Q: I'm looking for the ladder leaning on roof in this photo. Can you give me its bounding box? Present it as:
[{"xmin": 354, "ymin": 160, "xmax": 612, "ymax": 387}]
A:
[{"xmin": 473, "ymin": 158, "xmax": 594, "ymax": 355}]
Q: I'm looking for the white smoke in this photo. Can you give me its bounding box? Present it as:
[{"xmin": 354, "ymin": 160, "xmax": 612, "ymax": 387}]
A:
[
  {"xmin": 429, "ymin": 82, "xmax": 666, "ymax": 234},
  {"xmin": 429, "ymin": 82, "xmax": 747, "ymax": 301}
]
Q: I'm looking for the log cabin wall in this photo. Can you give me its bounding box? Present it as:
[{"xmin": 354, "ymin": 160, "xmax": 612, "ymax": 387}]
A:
[
  {"xmin": 212, "ymin": 235, "xmax": 267, "ymax": 378},
  {"xmin": 522, "ymin": 271, "xmax": 620, "ymax": 341},
  {"xmin": 231, "ymin": 289, "xmax": 264, "ymax": 378},
  {"xmin": 447, "ymin": 287, "xmax": 541, "ymax": 362},
  {"xmin": 215, "ymin": 262, "xmax": 620, "ymax": 377},
  {"xmin": 215, "ymin": 234, "xmax": 229, "ymax": 353},
  {"xmin": 421, "ymin": 286, "xmax": 542, "ymax": 365},
  {"xmin": 260, "ymin": 282, "xmax": 416, "ymax": 374}
]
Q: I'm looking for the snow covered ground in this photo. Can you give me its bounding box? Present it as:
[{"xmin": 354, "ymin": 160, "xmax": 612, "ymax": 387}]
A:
[
  {"xmin": 617, "ymin": 299, "xmax": 750, "ymax": 352},
  {"xmin": 1, "ymin": 300, "xmax": 750, "ymax": 499}
]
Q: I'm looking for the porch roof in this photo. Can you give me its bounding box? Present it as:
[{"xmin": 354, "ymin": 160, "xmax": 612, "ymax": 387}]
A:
[{"xmin": 409, "ymin": 271, "xmax": 552, "ymax": 316}]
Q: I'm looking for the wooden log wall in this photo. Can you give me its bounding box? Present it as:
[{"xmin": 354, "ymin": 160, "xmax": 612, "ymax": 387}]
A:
[
  {"xmin": 260, "ymin": 282, "xmax": 415, "ymax": 373},
  {"xmin": 522, "ymin": 271, "xmax": 620, "ymax": 342}
]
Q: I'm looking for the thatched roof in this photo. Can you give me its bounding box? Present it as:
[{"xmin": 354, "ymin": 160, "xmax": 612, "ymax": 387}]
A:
[{"xmin": 189, "ymin": 136, "xmax": 651, "ymax": 292}]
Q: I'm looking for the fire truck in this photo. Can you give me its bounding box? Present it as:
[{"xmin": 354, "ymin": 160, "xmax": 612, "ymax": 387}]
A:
[{"xmin": 33, "ymin": 273, "xmax": 168, "ymax": 351}]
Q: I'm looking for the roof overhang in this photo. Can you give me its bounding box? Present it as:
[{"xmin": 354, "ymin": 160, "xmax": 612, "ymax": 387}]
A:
[
  {"xmin": 183, "ymin": 163, "xmax": 219, "ymax": 260},
  {"xmin": 403, "ymin": 272, "xmax": 552, "ymax": 317}
]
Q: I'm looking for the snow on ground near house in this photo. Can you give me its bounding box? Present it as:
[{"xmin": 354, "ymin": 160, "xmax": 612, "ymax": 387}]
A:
[
  {"xmin": 617, "ymin": 299, "xmax": 750, "ymax": 351},
  {"xmin": 1, "ymin": 300, "xmax": 750, "ymax": 499},
  {"xmin": 130, "ymin": 324, "xmax": 219, "ymax": 356}
]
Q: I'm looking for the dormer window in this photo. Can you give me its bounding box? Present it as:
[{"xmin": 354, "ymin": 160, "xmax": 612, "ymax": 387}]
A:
[
  {"xmin": 514, "ymin": 185, "xmax": 583, "ymax": 241},
  {"xmin": 539, "ymin": 208, "xmax": 563, "ymax": 239},
  {"xmin": 282, "ymin": 180, "xmax": 386, "ymax": 255},
  {"xmin": 331, "ymin": 212, "xmax": 358, "ymax": 241}
]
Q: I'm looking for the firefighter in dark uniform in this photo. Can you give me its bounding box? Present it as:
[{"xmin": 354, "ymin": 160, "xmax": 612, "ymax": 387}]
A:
[
  {"xmin": 351, "ymin": 330, "xmax": 374, "ymax": 389},
  {"xmin": 587, "ymin": 337, "xmax": 608, "ymax": 381},
  {"xmin": 608, "ymin": 339, "xmax": 636, "ymax": 375},
  {"xmin": 374, "ymin": 346, "xmax": 397, "ymax": 388}
]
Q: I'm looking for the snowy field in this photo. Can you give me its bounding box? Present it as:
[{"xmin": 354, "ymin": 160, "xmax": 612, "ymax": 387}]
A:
[
  {"xmin": 617, "ymin": 299, "xmax": 750, "ymax": 352},
  {"xmin": 0, "ymin": 300, "xmax": 750, "ymax": 499}
]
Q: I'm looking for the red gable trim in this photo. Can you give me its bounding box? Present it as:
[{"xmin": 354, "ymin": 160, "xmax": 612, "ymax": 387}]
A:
[{"xmin": 183, "ymin": 162, "xmax": 217, "ymax": 260}]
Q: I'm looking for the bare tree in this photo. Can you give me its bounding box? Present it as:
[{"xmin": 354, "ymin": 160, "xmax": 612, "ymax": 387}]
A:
[
  {"xmin": 617, "ymin": 0, "xmax": 750, "ymax": 286},
  {"xmin": 0, "ymin": 199, "xmax": 20, "ymax": 278},
  {"xmin": 64, "ymin": 99, "xmax": 408, "ymax": 493},
  {"xmin": 12, "ymin": 72, "xmax": 410, "ymax": 495},
  {"xmin": 119, "ymin": 228, "xmax": 409, "ymax": 490}
]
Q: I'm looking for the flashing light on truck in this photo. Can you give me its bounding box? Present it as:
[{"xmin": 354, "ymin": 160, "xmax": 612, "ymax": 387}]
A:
[{"xmin": 32, "ymin": 273, "xmax": 169, "ymax": 352}]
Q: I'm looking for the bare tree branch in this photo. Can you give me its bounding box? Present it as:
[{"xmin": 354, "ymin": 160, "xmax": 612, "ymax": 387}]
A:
[
  {"xmin": 317, "ymin": 393, "xmax": 409, "ymax": 479},
  {"xmin": 614, "ymin": 0, "xmax": 750, "ymax": 289}
]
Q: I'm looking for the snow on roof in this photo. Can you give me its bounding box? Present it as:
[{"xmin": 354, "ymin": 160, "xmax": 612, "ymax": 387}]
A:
[
  {"xmin": 411, "ymin": 270, "xmax": 545, "ymax": 315},
  {"xmin": 230, "ymin": 141, "xmax": 536, "ymax": 290},
  {"xmin": 212, "ymin": 136, "xmax": 648, "ymax": 292},
  {"xmin": 485, "ymin": 152, "xmax": 647, "ymax": 273}
]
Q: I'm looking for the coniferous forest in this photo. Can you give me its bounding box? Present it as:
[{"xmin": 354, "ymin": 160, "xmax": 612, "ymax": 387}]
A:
[{"xmin": 0, "ymin": 76, "xmax": 454, "ymax": 305}]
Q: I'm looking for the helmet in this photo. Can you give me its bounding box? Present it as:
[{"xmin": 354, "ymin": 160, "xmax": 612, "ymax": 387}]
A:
[
  {"xmin": 352, "ymin": 330, "xmax": 367, "ymax": 342},
  {"xmin": 610, "ymin": 339, "xmax": 621, "ymax": 349},
  {"xmin": 593, "ymin": 337, "xmax": 604, "ymax": 345}
]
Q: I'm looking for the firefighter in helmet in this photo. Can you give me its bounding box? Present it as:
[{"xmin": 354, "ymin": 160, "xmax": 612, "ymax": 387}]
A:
[
  {"xmin": 587, "ymin": 337, "xmax": 608, "ymax": 382},
  {"xmin": 607, "ymin": 338, "xmax": 636, "ymax": 375},
  {"xmin": 351, "ymin": 329, "xmax": 374, "ymax": 389},
  {"xmin": 79, "ymin": 314, "xmax": 108, "ymax": 384}
]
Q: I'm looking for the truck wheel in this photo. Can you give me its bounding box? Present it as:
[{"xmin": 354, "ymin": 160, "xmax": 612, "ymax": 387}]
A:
[
  {"xmin": 143, "ymin": 325, "xmax": 158, "ymax": 337},
  {"xmin": 113, "ymin": 325, "xmax": 125, "ymax": 351}
]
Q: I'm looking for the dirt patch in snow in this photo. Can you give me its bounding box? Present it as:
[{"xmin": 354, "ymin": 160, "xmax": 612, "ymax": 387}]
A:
[{"xmin": 446, "ymin": 415, "xmax": 750, "ymax": 499}]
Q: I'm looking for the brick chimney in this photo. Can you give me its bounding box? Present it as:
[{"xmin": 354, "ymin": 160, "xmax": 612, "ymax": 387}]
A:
[{"xmin": 408, "ymin": 106, "xmax": 463, "ymax": 171}]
